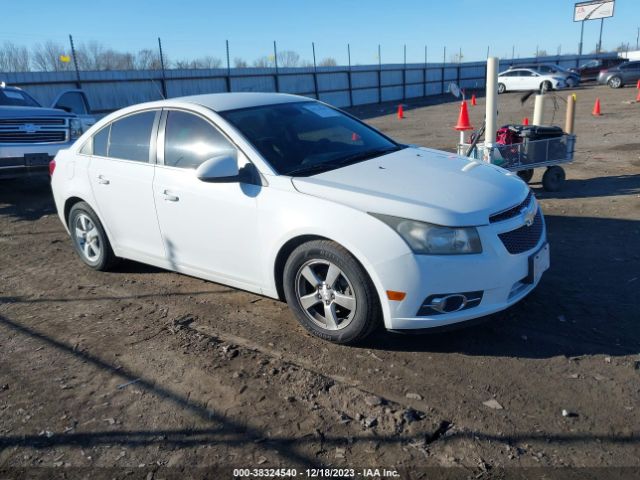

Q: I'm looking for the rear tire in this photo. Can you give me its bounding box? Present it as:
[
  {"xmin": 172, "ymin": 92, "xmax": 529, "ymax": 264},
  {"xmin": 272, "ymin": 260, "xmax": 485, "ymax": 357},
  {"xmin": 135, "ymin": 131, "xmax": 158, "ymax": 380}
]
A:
[
  {"xmin": 68, "ymin": 202, "xmax": 117, "ymax": 271},
  {"xmin": 498, "ymin": 83, "xmax": 506, "ymax": 94},
  {"xmin": 517, "ymin": 169, "xmax": 534, "ymax": 183},
  {"xmin": 608, "ymin": 76, "xmax": 622, "ymax": 89},
  {"xmin": 542, "ymin": 166, "xmax": 565, "ymax": 192},
  {"xmin": 283, "ymin": 240, "xmax": 381, "ymax": 345}
]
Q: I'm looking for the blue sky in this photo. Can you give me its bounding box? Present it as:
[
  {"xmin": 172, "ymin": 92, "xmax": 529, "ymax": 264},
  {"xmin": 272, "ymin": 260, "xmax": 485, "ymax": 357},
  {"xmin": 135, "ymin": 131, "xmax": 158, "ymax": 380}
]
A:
[{"xmin": 2, "ymin": 0, "xmax": 639, "ymax": 65}]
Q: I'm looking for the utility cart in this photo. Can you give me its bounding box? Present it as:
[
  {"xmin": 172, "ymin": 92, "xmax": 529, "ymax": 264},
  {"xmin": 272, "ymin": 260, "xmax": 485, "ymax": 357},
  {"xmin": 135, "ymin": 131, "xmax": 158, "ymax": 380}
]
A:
[{"xmin": 458, "ymin": 125, "xmax": 576, "ymax": 192}]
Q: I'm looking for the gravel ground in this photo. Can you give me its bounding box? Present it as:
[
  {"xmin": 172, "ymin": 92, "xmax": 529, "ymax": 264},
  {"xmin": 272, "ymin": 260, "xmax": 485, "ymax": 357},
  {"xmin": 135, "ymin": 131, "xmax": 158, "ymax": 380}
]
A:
[{"xmin": 0, "ymin": 84, "xmax": 638, "ymax": 479}]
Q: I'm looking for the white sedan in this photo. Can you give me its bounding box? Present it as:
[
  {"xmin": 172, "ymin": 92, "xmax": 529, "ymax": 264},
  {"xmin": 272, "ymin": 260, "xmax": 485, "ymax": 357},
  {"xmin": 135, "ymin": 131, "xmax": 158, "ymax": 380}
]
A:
[
  {"xmin": 498, "ymin": 68, "xmax": 567, "ymax": 93},
  {"xmin": 50, "ymin": 93, "xmax": 549, "ymax": 344}
]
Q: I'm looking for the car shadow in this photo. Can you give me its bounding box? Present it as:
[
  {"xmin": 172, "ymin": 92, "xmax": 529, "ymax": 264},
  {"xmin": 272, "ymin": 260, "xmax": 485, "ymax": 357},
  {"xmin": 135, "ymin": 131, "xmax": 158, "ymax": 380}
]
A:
[
  {"xmin": 0, "ymin": 177, "xmax": 54, "ymax": 222},
  {"xmin": 531, "ymin": 174, "xmax": 640, "ymax": 200}
]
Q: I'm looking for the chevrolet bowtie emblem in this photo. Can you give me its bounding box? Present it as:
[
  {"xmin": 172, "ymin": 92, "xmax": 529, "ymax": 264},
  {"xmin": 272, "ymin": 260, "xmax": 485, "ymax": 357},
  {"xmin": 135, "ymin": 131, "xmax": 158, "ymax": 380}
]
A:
[{"xmin": 522, "ymin": 201, "xmax": 537, "ymax": 227}]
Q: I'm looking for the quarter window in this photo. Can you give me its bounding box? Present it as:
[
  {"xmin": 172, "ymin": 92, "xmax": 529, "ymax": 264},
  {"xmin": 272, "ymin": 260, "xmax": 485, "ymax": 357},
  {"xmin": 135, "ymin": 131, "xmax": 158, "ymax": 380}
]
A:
[
  {"xmin": 107, "ymin": 111, "xmax": 156, "ymax": 162},
  {"xmin": 164, "ymin": 111, "xmax": 235, "ymax": 169},
  {"xmin": 92, "ymin": 126, "xmax": 109, "ymax": 157}
]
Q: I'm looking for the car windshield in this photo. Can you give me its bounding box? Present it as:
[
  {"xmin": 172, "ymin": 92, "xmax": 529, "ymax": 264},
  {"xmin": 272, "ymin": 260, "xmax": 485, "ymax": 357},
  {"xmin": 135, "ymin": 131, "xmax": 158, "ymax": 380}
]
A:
[
  {"xmin": 220, "ymin": 101, "xmax": 404, "ymax": 176},
  {"xmin": 0, "ymin": 88, "xmax": 40, "ymax": 107}
]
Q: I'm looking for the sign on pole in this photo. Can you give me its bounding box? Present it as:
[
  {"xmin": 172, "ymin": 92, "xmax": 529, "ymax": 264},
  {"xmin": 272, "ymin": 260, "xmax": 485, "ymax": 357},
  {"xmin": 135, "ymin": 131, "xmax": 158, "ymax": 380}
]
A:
[{"xmin": 574, "ymin": 0, "xmax": 615, "ymax": 22}]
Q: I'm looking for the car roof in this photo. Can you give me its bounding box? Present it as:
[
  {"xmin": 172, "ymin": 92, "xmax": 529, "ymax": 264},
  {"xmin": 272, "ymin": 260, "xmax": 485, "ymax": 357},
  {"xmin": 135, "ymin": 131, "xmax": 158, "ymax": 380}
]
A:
[{"xmin": 174, "ymin": 92, "xmax": 309, "ymax": 112}]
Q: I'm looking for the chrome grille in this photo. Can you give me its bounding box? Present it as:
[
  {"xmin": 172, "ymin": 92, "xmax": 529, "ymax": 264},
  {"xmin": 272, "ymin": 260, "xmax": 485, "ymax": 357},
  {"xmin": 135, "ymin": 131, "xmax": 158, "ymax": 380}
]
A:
[
  {"xmin": 0, "ymin": 117, "xmax": 68, "ymax": 144},
  {"xmin": 0, "ymin": 131, "xmax": 67, "ymax": 143},
  {"xmin": 490, "ymin": 191, "xmax": 533, "ymax": 223},
  {"xmin": 498, "ymin": 210, "xmax": 544, "ymax": 254},
  {"xmin": 0, "ymin": 117, "xmax": 66, "ymax": 126}
]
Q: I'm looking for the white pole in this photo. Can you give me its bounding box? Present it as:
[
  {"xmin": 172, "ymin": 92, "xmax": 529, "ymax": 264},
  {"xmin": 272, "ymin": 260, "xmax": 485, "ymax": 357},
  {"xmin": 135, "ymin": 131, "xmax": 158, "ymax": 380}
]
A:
[
  {"xmin": 533, "ymin": 94, "xmax": 545, "ymax": 126},
  {"xmin": 484, "ymin": 56, "xmax": 499, "ymax": 163}
]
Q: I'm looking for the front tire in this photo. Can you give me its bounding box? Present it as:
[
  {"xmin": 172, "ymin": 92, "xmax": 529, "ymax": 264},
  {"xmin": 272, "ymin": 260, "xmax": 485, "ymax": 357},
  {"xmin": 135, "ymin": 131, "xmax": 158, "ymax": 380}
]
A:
[
  {"xmin": 540, "ymin": 81, "xmax": 553, "ymax": 92},
  {"xmin": 69, "ymin": 202, "xmax": 117, "ymax": 271},
  {"xmin": 283, "ymin": 240, "xmax": 381, "ymax": 344}
]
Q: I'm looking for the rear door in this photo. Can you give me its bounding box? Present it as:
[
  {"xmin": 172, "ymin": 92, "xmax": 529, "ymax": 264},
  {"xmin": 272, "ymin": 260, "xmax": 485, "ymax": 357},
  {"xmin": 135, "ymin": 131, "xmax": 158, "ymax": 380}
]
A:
[{"xmin": 87, "ymin": 110, "xmax": 166, "ymax": 262}]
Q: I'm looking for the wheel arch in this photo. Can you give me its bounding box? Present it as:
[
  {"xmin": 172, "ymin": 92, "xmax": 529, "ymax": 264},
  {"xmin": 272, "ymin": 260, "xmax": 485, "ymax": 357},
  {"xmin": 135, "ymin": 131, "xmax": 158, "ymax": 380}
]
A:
[
  {"xmin": 272, "ymin": 235, "xmax": 385, "ymax": 315},
  {"xmin": 273, "ymin": 234, "xmax": 331, "ymax": 301},
  {"xmin": 63, "ymin": 196, "xmax": 86, "ymax": 227}
]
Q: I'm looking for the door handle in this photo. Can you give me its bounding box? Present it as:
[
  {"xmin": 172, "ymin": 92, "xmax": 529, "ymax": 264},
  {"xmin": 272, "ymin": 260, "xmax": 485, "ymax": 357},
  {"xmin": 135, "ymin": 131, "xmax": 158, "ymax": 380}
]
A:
[
  {"xmin": 97, "ymin": 175, "xmax": 110, "ymax": 185},
  {"xmin": 162, "ymin": 190, "xmax": 179, "ymax": 202}
]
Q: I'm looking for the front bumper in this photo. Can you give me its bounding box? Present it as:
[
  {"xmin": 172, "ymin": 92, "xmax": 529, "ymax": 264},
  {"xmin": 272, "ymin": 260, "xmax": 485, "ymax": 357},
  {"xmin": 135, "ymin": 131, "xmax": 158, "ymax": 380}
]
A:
[
  {"xmin": 375, "ymin": 212, "xmax": 548, "ymax": 330},
  {"xmin": 0, "ymin": 142, "xmax": 72, "ymax": 179}
]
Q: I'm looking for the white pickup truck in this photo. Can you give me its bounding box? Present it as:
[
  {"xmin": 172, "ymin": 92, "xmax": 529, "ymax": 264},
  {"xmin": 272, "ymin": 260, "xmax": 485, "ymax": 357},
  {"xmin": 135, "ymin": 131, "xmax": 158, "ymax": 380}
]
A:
[{"xmin": 0, "ymin": 83, "xmax": 95, "ymax": 179}]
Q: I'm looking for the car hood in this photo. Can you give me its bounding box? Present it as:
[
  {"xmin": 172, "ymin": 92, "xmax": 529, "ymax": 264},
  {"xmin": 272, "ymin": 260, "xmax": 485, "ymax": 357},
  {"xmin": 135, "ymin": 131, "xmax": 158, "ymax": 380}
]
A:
[
  {"xmin": 291, "ymin": 147, "xmax": 529, "ymax": 226},
  {"xmin": 0, "ymin": 106, "xmax": 75, "ymax": 118}
]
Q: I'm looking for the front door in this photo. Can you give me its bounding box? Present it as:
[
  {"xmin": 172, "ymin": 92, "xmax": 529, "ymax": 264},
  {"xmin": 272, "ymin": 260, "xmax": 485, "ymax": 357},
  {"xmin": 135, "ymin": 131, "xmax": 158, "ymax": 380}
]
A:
[{"xmin": 152, "ymin": 109, "xmax": 262, "ymax": 288}]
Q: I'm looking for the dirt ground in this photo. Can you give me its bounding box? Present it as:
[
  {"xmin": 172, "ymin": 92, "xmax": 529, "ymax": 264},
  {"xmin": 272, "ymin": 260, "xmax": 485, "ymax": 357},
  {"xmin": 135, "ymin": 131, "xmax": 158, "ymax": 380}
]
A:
[{"xmin": 0, "ymin": 85, "xmax": 639, "ymax": 479}]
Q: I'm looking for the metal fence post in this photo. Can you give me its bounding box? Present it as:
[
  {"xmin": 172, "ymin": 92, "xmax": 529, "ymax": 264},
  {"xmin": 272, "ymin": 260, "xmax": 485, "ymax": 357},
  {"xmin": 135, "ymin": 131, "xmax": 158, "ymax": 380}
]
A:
[
  {"xmin": 157, "ymin": 37, "xmax": 168, "ymax": 99},
  {"xmin": 312, "ymin": 42, "xmax": 319, "ymax": 99},
  {"xmin": 347, "ymin": 43, "xmax": 353, "ymax": 107},
  {"xmin": 402, "ymin": 44, "xmax": 406, "ymax": 101},
  {"xmin": 377, "ymin": 44, "xmax": 382, "ymax": 103},
  {"xmin": 442, "ymin": 46, "xmax": 446, "ymax": 95},
  {"xmin": 423, "ymin": 45, "xmax": 427, "ymax": 97},
  {"xmin": 273, "ymin": 40, "xmax": 280, "ymax": 93},
  {"xmin": 68, "ymin": 34, "xmax": 81, "ymax": 89},
  {"xmin": 225, "ymin": 40, "xmax": 231, "ymax": 93}
]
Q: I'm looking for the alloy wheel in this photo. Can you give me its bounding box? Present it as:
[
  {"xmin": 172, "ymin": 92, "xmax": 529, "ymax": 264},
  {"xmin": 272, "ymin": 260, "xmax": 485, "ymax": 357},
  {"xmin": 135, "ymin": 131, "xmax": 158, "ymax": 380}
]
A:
[
  {"xmin": 74, "ymin": 213, "xmax": 102, "ymax": 262},
  {"xmin": 294, "ymin": 260, "xmax": 357, "ymax": 331}
]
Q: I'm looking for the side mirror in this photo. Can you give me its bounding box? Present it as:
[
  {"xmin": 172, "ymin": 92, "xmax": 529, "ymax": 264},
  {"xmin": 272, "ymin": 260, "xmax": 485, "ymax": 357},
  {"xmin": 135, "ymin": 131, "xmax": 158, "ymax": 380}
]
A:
[{"xmin": 196, "ymin": 152, "xmax": 240, "ymax": 183}]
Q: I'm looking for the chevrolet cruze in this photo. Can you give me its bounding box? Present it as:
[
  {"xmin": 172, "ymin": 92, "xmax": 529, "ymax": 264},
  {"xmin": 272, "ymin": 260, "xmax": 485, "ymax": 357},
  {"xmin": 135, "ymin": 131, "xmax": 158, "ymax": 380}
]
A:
[{"xmin": 50, "ymin": 93, "xmax": 549, "ymax": 344}]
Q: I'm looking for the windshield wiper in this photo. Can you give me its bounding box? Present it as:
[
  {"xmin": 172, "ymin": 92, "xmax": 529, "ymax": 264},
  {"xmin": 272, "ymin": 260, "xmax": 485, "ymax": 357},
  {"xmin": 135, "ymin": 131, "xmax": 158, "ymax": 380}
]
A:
[
  {"xmin": 287, "ymin": 146, "xmax": 404, "ymax": 177},
  {"xmin": 337, "ymin": 145, "xmax": 404, "ymax": 165}
]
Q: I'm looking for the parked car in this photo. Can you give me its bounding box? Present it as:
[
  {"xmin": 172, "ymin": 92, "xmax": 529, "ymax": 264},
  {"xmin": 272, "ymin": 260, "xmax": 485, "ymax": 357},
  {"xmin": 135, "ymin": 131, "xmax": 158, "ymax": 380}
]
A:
[
  {"xmin": 498, "ymin": 68, "xmax": 566, "ymax": 93},
  {"xmin": 570, "ymin": 57, "xmax": 628, "ymax": 82},
  {"xmin": 0, "ymin": 83, "xmax": 95, "ymax": 179},
  {"xmin": 50, "ymin": 93, "xmax": 549, "ymax": 344},
  {"xmin": 597, "ymin": 61, "xmax": 640, "ymax": 88},
  {"xmin": 509, "ymin": 63, "xmax": 580, "ymax": 87}
]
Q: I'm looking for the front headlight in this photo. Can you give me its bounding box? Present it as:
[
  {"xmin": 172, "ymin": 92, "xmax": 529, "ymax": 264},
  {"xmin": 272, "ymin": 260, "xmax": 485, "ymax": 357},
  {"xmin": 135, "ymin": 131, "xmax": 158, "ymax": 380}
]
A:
[
  {"xmin": 69, "ymin": 118, "xmax": 82, "ymax": 140},
  {"xmin": 370, "ymin": 213, "xmax": 482, "ymax": 254}
]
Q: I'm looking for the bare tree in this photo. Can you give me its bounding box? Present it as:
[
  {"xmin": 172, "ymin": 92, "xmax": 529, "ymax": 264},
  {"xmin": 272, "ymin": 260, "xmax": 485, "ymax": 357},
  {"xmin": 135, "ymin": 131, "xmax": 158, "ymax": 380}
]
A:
[
  {"xmin": 136, "ymin": 49, "xmax": 162, "ymax": 70},
  {"xmin": 536, "ymin": 49, "xmax": 548, "ymax": 57},
  {"xmin": 253, "ymin": 56, "xmax": 273, "ymax": 68},
  {"xmin": 32, "ymin": 41, "xmax": 71, "ymax": 71},
  {"xmin": 0, "ymin": 41, "xmax": 31, "ymax": 72},
  {"xmin": 193, "ymin": 56, "xmax": 222, "ymax": 69},
  {"xmin": 318, "ymin": 57, "xmax": 337, "ymax": 67},
  {"xmin": 234, "ymin": 57, "xmax": 248, "ymax": 68},
  {"xmin": 277, "ymin": 50, "xmax": 300, "ymax": 67}
]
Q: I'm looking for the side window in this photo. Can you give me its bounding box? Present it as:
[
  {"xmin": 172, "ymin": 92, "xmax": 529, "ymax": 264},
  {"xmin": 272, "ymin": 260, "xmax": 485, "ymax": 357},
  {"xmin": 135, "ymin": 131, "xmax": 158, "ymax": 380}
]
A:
[
  {"xmin": 92, "ymin": 126, "xmax": 110, "ymax": 157},
  {"xmin": 108, "ymin": 111, "xmax": 156, "ymax": 162},
  {"xmin": 54, "ymin": 91, "xmax": 89, "ymax": 115},
  {"xmin": 164, "ymin": 111, "xmax": 235, "ymax": 169}
]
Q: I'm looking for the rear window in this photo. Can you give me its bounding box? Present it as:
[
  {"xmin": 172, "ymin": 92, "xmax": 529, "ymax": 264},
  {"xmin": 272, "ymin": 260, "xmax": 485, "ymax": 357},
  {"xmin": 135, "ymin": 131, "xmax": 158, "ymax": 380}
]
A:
[{"xmin": 107, "ymin": 111, "xmax": 156, "ymax": 162}]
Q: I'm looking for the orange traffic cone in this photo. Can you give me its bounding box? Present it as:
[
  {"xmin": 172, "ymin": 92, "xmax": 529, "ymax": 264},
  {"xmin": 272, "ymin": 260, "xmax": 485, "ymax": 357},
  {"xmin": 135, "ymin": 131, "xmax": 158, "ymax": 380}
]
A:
[
  {"xmin": 471, "ymin": 93, "xmax": 477, "ymax": 106},
  {"xmin": 592, "ymin": 98, "xmax": 602, "ymax": 116},
  {"xmin": 397, "ymin": 104, "xmax": 404, "ymax": 119},
  {"xmin": 637, "ymin": 79, "xmax": 640, "ymax": 89},
  {"xmin": 453, "ymin": 100, "xmax": 473, "ymax": 131},
  {"xmin": 522, "ymin": 117, "xmax": 529, "ymax": 125},
  {"xmin": 636, "ymin": 89, "xmax": 640, "ymax": 102}
]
